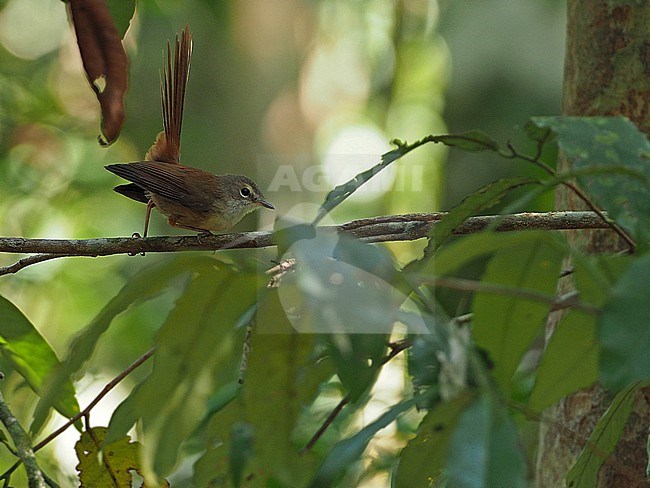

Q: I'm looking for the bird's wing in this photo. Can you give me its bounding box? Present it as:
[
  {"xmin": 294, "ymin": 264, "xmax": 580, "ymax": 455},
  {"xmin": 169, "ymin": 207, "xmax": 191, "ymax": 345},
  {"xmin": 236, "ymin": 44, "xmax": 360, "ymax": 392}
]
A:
[
  {"xmin": 106, "ymin": 162, "xmax": 214, "ymax": 212},
  {"xmin": 145, "ymin": 25, "xmax": 192, "ymax": 164},
  {"xmin": 107, "ymin": 162, "xmax": 189, "ymax": 199}
]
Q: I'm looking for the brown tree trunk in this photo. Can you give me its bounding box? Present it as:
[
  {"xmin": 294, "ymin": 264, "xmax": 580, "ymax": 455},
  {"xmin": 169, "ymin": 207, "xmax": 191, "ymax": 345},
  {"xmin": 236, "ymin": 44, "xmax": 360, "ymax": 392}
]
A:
[{"xmin": 536, "ymin": 2, "xmax": 650, "ymax": 486}]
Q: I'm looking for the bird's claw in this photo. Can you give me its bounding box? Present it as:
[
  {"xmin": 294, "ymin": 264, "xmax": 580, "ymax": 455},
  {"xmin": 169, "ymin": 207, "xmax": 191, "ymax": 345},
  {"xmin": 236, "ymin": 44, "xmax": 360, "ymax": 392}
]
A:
[{"xmin": 129, "ymin": 233, "xmax": 145, "ymax": 256}]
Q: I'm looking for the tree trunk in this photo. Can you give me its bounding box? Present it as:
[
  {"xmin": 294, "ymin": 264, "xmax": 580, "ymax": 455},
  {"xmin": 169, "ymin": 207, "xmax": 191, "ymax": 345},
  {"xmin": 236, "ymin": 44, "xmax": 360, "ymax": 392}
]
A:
[{"xmin": 536, "ymin": 2, "xmax": 650, "ymax": 486}]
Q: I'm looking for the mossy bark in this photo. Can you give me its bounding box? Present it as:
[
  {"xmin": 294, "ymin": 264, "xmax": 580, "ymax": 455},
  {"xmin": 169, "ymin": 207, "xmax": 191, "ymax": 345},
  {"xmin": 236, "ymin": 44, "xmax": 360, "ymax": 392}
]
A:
[{"xmin": 536, "ymin": 2, "xmax": 650, "ymax": 486}]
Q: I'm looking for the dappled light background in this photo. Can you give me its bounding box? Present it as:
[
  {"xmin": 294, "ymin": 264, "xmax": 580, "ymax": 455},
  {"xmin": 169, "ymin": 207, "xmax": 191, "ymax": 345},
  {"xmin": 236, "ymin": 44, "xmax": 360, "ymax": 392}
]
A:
[{"xmin": 0, "ymin": 0, "xmax": 565, "ymax": 484}]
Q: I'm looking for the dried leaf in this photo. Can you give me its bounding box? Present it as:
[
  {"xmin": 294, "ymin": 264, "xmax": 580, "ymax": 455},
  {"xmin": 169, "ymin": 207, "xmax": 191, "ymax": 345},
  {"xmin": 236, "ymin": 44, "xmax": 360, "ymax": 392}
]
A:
[{"xmin": 68, "ymin": 0, "xmax": 128, "ymax": 146}]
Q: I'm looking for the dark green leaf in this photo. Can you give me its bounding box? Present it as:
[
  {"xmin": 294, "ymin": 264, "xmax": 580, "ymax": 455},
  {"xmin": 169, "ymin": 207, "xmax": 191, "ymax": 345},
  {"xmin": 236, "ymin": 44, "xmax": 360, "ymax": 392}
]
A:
[
  {"xmin": 230, "ymin": 422, "xmax": 254, "ymax": 488},
  {"xmin": 277, "ymin": 231, "xmax": 421, "ymax": 335},
  {"xmin": 195, "ymin": 292, "xmax": 330, "ymax": 487},
  {"xmin": 566, "ymin": 382, "xmax": 647, "ymax": 488},
  {"xmin": 107, "ymin": 265, "xmax": 259, "ymax": 476},
  {"xmin": 405, "ymin": 177, "xmax": 539, "ymax": 273},
  {"xmin": 432, "ymin": 130, "xmax": 500, "ymax": 152},
  {"xmin": 0, "ymin": 295, "xmax": 79, "ymax": 422},
  {"xmin": 447, "ymin": 394, "xmax": 526, "ymax": 488},
  {"xmin": 472, "ymin": 233, "xmax": 564, "ymax": 391},
  {"xmin": 528, "ymin": 311, "xmax": 598, "ymax": 412},
  {"xmin": 524, "ymin": 119, "xmax": 555, "ymax": 145},
  {"xmin": 308, "ymin": 398, "xmax": 416, "ymax": 488},
  {"xmin": 531, "ymin": 116, "xmax": 650, "ymax": 242},
  {"xmin": 598, "ymin": 254, "xmax": 650, "ymax": 391},
  {"xmin": 327, "ymin": 334, "xmax": 388, "ymax": 403},
  {"xmin": 394, "ymin": 392, "xmax": 475, "ymax": 487},
  {"xmin": 32, "ymin": 256, "xmax": 211, "ymax": 433},
  {"xmin": 408, "ymin": 334, "xmax": 444, "ymax": 391}
]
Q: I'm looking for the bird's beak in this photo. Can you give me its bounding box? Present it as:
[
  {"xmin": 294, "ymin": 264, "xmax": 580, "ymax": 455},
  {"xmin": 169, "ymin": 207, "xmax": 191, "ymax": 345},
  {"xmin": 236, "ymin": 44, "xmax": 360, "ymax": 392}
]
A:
[{"xmin": 257, "ymin": 198, "xmax": 275, "ymax": 210}]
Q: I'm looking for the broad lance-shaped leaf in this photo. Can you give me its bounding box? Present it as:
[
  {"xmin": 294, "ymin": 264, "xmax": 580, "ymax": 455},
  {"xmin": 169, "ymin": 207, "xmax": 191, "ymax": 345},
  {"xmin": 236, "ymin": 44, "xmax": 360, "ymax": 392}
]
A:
[
  {"xmin": 598, "ymin": 253, "xmax": 650, "ymax": 392},
  {"xmin": 530, "ymin": 116, "xmax": 650, "ymax": 243},
  {"xmin": 566, "ymin": 382, "xmax": 649, "ymax": 488},
  {"xmin": 229, "ymin": 422, "xmax": 254, "ymax": 488},
  {"xmin": 0, "ymin": 295, "xmax": 79, "ymax": 420},
  {"xmin": 107, "ymin": 266, "xmax": 259, "ymax": 477},
  {"xmin": 32, "ymin": 255, "xmax": 214, "ymax": 434},
  {"xmin": 395, "ymin": 392, "xmax": 475, "ymax": 487},
  {"xmin": 312, "ymin": 130, "xmax": 505, "ymax": 224},
  {"xmin": 472, "ymin": 232, "xmax": 564, "ymax": 392},
  {"xmin": 405, "ymin": 176, "xmax": 539, "ymax": 274},
  {"xmin": 193, "ymin": 292, "xmax": 332, "ymax": 487},
  {"xmin": 432, "ymin": 130, "xmax": 500, "ymax": 152},
  {"xmin": 447, "ymin": 394, "xmax": 526, "ymax": 488},
  {"xmin": 312, "ymin": 135, "xmax": 431, "ymax": 225},
  {"xmin": 528, "ymin": 311, "xmax": 598, "ymax": 413},
  {"xmin": 308, "ymin": 397, "xmax": 417, "ymax": 487},
  {"xmin": 527, "ymin": 254, "xmax": 629, "ymax": 413}
]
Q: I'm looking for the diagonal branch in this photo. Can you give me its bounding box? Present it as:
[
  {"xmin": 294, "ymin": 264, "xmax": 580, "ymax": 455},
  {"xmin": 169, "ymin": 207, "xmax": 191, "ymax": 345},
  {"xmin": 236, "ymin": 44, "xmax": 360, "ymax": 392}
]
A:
[{"xmin": 0, "ymin": 211, "xmax": 610, "ymax": 276}]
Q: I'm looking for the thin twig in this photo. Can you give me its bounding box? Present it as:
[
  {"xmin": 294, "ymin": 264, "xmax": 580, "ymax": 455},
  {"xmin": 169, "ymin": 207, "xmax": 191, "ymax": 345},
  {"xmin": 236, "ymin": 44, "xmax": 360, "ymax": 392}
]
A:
[
  {"xmin": 238, "ymin": 321, "xmax": 254, "ymax": 385},
  {"xmin": 503, "ymin": 144, "xmax": 636, "ymax": 251},
  {"xmin": 300, "ymin": 396, "xmax": 349, "ymax": 454},
  {"xmin": 0, "ymin": 211, "xmax": 612, "ymax": 276},
  {"xmin": 412, "ymin": 275, "xmax": 600, "ymax": 315},
  {"xmin": 0, "ymin": 389, "xmax": 45, "ymax": 487},
  {"xmin": 300, "ymin": 340, "xmax": 411, "ymax": 453},
  {"xmin": 32, "ymin": 346, "xmax": 156, "ymax": 453}
]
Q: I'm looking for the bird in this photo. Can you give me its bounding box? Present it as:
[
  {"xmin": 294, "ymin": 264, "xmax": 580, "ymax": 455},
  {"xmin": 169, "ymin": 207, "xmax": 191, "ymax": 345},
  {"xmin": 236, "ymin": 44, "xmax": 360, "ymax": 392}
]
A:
[{"xmin": 105, "ymin": 25, "xmax": 274, "ymax": 237}]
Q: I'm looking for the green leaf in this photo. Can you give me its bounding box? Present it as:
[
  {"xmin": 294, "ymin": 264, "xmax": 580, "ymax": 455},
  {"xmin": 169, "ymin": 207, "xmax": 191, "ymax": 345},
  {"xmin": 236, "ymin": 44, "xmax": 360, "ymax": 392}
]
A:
[
  {"xmin": 313, "ymin": 135, "xmax": 435, "ymax": 224},
  {"xmin": 531, "ymin": 116, "xmax": 650, "ymax": 242},
  {"xmin": 598, "ymin": 254, "xmax": 650, "ymax": 392},
  {"xmin": 0, "ymin": 295, "xmax": 79, "ymax": 422},
  {"xmin": 243, "ymin": 330, "xmax": 329, "ymax": 486},
  {"xmin": 447, "ymin": 394, "xmax": 526, "ymax": 488},
  {"xmin": 524, "ymin": 119, "xmax": 555, "ymax": 145},
  {"xmin": 405, "ymin": 177, "xmax": 539, "ymax": 273},
  {"xmin": 75, "ymin": 427, "xmax": 142, "ymax": 487},
  {"xmin": 230, "ymin": 422, "xmax": 254, "ymax": 488},
  {"xmin": 433, "ymin": 130, "xmax": 500, "ymax": 152},
  {"xmin": 327, "ymin": 333, "xmax": 388, "ymax": 403},
  {"xmin": 277, "ymin": 231, "xmax": 417, "ymax": 335},
  {"xmin": 472, "ymin": 233, "xmax": 565, "ymax": 391},
  {"xmin": 394, "ymin": 392, "xmax": 475, "ymax": 487},
  {"xmin": 107, "ymin": 265, "xmax": 259, "ymax": 476},
  {"xmin": 308, "ymin": 398, "xmax": 417, "ymax": 488},
  {"xmin": 194, "ymin": 293, "xmax": 331, "ymax": 487},
  {"xmin": 528, "ymin": 311, "xmax": 598, "ymax": 412},
  {"xmin": 32, "ymin": 256, "xmax": 210, "ymax": 433},
  {"xmin": 566, "ymin": 382, "xmax": 647, "ymax": 488}
]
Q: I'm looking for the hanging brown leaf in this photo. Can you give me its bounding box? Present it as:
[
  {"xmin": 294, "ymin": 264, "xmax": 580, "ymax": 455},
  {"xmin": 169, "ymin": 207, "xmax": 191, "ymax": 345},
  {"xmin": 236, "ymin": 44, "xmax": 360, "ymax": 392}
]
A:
[{"xmin": 68, "ymin": 0, "xmax": 128, "ymax": 146}]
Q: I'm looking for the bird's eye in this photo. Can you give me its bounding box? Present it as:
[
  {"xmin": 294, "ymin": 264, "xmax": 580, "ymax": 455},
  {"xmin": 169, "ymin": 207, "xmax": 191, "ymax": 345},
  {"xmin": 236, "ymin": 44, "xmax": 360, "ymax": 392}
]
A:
[{"xmin": 240, "ymin": 187, "xmax": 251, "ymax": 197}]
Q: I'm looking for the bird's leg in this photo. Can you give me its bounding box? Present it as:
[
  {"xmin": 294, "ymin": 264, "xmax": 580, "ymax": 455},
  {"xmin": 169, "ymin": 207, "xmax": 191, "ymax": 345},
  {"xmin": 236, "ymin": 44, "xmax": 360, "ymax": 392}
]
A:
[{"xmin": 143, "ymin": 200, "xmax": 156, "ymax": 237}]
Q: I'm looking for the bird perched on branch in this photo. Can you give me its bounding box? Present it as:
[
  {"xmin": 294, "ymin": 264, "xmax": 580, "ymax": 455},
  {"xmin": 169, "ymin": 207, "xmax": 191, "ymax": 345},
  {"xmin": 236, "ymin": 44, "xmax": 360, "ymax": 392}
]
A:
[{"xmin": 106, "ymin": 25, "xmax": 274, "ymax": 237}]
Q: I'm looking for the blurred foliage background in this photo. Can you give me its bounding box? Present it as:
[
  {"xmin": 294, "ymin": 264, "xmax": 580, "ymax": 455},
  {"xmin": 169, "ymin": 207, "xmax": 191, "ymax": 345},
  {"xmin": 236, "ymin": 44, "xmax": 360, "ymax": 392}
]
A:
[{"xmin": 0, "ymin": 0, "xmax": 565, "ymax": 484}]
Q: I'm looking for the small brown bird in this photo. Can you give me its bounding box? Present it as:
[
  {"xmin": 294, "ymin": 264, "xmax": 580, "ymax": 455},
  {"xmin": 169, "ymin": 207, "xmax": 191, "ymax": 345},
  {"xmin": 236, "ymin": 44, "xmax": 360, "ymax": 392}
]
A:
[{"xmin": 106, "ymin": 26, "xmax": 274, "ymax": 237}]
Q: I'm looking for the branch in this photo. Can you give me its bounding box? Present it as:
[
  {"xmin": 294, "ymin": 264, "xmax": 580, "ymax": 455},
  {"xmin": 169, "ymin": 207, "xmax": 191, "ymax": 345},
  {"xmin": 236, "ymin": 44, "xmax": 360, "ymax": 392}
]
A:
[
  {"xmin": 300, "ymin": 340, "xmax": 411, "ymax": 453},
  {"xmin": 33, "ymin": 346, "xmax": 156, "ymax": 453},
  {"xmin": 0, "ymin": 211, "xmax": 610, "ymax": 276},
  {"xmin": 412, "ymin": 275, "xmax": 600, "ymax": 315},
  {"xmin": 0, "ymin": 388, "xmax": 45, "ymax": 488}
]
